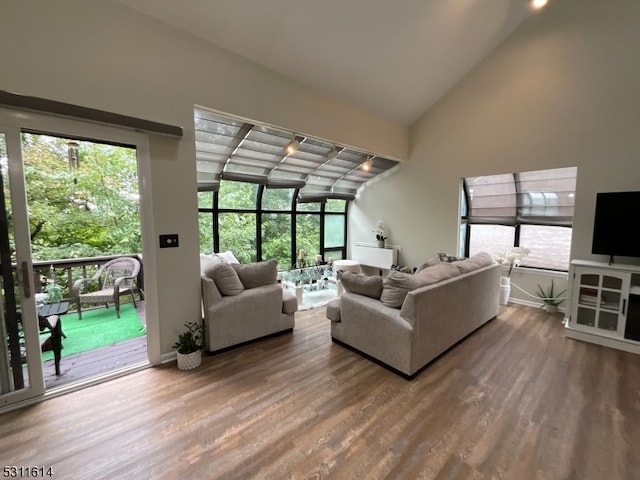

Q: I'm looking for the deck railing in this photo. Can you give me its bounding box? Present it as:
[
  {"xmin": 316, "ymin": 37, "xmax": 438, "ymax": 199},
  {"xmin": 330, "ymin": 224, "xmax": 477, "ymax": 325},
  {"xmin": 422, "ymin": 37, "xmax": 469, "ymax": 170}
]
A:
[{"xmin": 26, "ymin": 254, "xmax": 144, "ymax": 302}]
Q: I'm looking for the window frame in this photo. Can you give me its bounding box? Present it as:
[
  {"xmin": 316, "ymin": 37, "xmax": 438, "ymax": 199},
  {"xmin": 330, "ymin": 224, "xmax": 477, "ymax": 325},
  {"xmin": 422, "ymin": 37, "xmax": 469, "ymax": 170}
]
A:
[
  {"xmin": 460, "ymin": 167, "xmax": 577, "ymax": 272},
  {"xmin": 198, "ymin": 180, "xmax": 348, "ymax": 269}
]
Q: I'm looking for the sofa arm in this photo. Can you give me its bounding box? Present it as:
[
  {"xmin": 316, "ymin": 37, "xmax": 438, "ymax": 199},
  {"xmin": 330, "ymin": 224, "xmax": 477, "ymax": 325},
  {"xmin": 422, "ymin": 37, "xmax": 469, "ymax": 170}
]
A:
[{"xmin": 201, "ymin": 275, "xmax": 223, "ymax": 305}]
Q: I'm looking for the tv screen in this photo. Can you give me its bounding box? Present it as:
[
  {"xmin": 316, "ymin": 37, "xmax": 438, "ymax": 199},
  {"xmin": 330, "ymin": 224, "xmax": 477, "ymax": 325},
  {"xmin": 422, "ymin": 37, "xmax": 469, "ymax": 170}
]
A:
[{"xmin": 591, "ymin": 191, "xmax": 640, "ymax": 261}]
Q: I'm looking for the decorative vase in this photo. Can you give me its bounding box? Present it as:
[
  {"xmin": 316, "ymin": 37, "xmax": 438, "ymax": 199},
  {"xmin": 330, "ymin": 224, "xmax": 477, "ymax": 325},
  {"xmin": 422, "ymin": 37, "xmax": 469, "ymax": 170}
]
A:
[
  {"xmin": 499, "ymin": 277, "xmax": 511, "ymax": 305},
  {"xmin": 376, "ymin": 240, "xmax": 385, "ymax": 248},
  {"xmin": 177, "ymin": 350, "xmax": 202, "ymax": 371}
]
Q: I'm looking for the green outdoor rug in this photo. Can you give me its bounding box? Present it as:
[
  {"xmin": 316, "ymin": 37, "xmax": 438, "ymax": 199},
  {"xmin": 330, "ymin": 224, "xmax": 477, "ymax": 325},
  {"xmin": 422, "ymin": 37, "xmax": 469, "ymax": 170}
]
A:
[{"xmin": 42, "ymin": 303, "xmax": 145, "ymax": 361}]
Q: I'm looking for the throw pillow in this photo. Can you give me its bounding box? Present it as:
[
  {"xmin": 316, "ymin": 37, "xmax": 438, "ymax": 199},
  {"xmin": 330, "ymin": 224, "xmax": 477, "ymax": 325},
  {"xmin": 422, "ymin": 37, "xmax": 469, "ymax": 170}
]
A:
[
  {"xmin": 200, "ymin": 254, "xmax": 222, "ymax": 275},
  {"xmin": 232, "ymin": 259, "xmax": 277, "ymax": 289},
  {"xmin": 215, "ymin": 250, "xmax": 240, "ymax": 264},
  {"xmin": 415, "ymin": 254, "xmax": 442, "ymax": 273},
  {"xmin": 206, "ymin": 262, "xmax": 244, "ymax": 296},
  {"xmin": 380, "ymin": 270, "xmax": 424, "ymax": 308},
  {"xmin": 339, "ymin": 271, "xmax": 384, "ymax": 299},
  {"xmin": 455, "ymin": 252, "xmax": 494, "ymax": 274},
  {"xmin": 380, "ymin": 262, "xmax": 460, "ymax": 308}
]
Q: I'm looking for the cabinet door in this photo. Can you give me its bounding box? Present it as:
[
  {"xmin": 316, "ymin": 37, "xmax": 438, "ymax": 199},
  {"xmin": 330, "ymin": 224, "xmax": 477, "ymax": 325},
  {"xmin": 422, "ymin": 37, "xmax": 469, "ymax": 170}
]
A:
[{"xmin": 572, "ymin": 269, "xmax": 629, "ymax": 336}]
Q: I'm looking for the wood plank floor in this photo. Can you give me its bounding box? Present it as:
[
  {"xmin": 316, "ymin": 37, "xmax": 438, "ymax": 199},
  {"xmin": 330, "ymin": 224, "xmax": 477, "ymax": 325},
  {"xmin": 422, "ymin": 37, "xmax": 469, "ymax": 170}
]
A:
[{"xmin": 1, "ymin": 304, "xmax": 639, "ymax": 480}]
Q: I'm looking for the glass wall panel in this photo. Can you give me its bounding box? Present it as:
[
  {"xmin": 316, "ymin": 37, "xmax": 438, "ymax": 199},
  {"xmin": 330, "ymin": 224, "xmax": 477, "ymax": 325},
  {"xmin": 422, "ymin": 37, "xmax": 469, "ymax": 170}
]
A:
[
  {"xmin": 326, "ymin": 199, "xmax": 346, "ymax": 213},
  {"xmin": 296, "ymin": 213, "xmax": 320, "ymax": 265},
  {"xmin": 324, "ymin": 248, "xmax": 344, "ymax": 263},
  {"xmin": 325, "ymin": 215, "xmax": 345, "ymax": 248},
  {"xmin": 218, "ymin": 212, "xmax": 257, "ymax": 263},
  {"xmin": 262, "ymin": 213, "xmax": 292, "ymax": 269},
  {"xmin": 198, "ymin": 191, "xmax": 214, "ymax": 209},
  {"xmin": 520, "ymin": 225, "xmax": 572, "ymax": 271},
  {"xmin": 469, "ymin": 225, "xmax": 515, "ymax": 257},
  {"xmin": 263, "ymin": 188, "xmax": 294, "ymax": 210},
  {"xmin": 218, "ymin": 181, "xmax": 257, "ymax": 209},
  {"xmin": 297, "ymin": 202, "xmax": 321, "ymax": 212},
  {"xmin": 199, "ymin": 213, "xmax": 214, "ymax": 254}
]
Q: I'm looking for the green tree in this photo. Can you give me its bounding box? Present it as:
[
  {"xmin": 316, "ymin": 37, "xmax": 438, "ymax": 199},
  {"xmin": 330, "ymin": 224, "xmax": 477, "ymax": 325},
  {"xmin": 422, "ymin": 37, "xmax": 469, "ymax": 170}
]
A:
[{"xmin": 22, "ymin": 133, "xmax": 140, "ymax": 260}]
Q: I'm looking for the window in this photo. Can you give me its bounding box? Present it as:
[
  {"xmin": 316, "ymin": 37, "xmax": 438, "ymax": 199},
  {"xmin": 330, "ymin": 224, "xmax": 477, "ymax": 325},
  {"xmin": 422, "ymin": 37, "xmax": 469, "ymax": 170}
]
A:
[
  {"xmin": 461, "ymin": 167, "xmax": 577, "ymax": 271},
  {"xmin": 198, "ymin": 181, "xmax": 348, "ymax": 269}
]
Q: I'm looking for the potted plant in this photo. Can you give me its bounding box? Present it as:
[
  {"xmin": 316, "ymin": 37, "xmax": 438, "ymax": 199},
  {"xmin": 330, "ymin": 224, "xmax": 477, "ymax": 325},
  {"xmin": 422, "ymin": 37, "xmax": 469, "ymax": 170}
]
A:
[
  {"xmin": 536, "ymin": 280, "xmax": 567, "ymax": 313},
  {"xmin": 173, "ymin": 321, "xmax": 205, "ymax": 370},
  {"xmin": 493, "ymin": 247, "xmax": 531, "ymax": 305},
  {"xmin": 45, "ymin": 282, "xmax": 63, "ymax": 304},
  {"xmin": 373, "ymin": 220, "xmax": 388, "ymax": 248}
]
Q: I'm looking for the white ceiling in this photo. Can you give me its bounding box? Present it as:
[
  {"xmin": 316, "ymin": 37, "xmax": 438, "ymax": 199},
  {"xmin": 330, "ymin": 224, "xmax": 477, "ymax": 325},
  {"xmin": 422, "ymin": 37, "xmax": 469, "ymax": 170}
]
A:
[{"xmin": 114, "ymin": 0, "xmax": 535, "ymax": 126}]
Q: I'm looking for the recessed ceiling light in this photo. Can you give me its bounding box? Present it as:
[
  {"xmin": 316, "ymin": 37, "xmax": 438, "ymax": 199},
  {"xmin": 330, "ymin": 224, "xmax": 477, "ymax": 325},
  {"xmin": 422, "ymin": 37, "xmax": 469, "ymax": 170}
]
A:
[{"xmin": 531, "ymin": 0, "xmax": 548, "ymax": 9}]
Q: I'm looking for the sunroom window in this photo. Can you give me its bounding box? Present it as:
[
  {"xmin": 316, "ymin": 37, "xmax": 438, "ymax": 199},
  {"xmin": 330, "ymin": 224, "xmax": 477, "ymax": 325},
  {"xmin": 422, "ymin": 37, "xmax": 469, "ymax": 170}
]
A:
[
  {"xmin": 461, "ymin": 166, "xmax": 577, "ymax": 271},
  {"xmin": 194, "ymin": 106, "xmax": 398, "ymax": 268}
]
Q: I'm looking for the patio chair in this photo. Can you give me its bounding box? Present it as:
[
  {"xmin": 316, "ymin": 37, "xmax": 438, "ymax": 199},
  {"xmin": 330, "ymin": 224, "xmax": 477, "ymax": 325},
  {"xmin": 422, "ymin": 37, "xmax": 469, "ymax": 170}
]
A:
[{"xmin": 72, "ymin": 257, "xmax": 141, "ymax": 320}]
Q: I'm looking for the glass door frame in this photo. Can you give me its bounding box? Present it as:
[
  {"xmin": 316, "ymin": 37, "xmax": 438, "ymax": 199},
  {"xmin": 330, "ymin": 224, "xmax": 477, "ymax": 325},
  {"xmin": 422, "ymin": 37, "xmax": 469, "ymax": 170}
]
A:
[
  {"xmin": 0, "ymin": 122, "xmax": 44, "ymax": 406},
  {"xmin": 0, "ymin": 107, "xmax": 158, "ymax": 411}
]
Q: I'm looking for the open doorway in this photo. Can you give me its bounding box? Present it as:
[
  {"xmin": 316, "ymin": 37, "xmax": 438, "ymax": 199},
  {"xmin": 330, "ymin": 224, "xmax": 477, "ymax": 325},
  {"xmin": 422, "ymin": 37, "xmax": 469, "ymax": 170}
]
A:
[{"xmin": 20, "ymin": 132, "xmax": 147, "ymax": 389}]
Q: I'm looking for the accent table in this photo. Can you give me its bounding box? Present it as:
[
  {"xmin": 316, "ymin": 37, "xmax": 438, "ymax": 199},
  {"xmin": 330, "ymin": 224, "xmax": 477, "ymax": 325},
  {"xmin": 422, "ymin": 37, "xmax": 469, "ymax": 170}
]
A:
[{"xmin": 38, "ymin": 301, "xmax": 69, "ymax": 376}]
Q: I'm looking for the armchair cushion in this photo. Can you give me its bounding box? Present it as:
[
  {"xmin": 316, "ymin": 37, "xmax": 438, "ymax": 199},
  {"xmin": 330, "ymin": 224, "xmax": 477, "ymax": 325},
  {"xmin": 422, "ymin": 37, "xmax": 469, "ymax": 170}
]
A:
[
  {"xmin": 207, "ymin": 263, "xmax": 244, "ymax": 296},
  {"xmin": 232, "ymin": 259, "xmax": 277, "ymax": 289}
]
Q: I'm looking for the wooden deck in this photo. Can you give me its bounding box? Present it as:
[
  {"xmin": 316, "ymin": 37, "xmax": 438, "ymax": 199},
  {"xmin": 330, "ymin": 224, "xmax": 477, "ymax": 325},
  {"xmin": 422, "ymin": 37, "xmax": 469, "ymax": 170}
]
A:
[{"xmin": 42, "ymin": 301, "xmax": 148, "ymax": 390}]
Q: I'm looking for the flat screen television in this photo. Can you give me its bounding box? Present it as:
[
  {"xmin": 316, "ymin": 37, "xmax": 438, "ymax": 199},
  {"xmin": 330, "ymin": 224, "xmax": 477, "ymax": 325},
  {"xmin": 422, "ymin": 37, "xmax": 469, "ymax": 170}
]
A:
[{"xmin": 591, "ymin": 191, "xmax": 640, "ymax": 263}]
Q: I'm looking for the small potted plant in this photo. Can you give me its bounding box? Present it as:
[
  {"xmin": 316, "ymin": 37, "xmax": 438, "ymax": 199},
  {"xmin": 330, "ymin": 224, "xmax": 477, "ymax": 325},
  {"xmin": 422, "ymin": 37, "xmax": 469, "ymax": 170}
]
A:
[
  {"xmin": 373, "ymin": 220, "xmax": 388, "ymax": 248},
  {"xmin": 45, "ymin": 282, "xmax": 63, "ymax": 304},
  {"xmin": 536, "ymin": 280, "xmax": 567, "ymax": 313},
  {"xmin": 173, "ymin": 321, "xmax": 205, "ymax": 370}
]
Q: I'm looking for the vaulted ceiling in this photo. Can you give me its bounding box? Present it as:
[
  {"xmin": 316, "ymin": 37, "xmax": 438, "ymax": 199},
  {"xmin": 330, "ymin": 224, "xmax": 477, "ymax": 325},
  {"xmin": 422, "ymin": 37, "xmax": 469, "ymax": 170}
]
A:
[{"xmin": 113, "ymin": 0, "xmax": 535, "ymax": 126}]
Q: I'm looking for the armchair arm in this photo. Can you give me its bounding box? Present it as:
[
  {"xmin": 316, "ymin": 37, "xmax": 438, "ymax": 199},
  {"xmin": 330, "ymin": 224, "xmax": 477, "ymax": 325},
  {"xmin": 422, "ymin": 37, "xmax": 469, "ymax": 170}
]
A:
[{"xmin": 72, "ymin": 277, "xmax": 94, "ymax": 296}]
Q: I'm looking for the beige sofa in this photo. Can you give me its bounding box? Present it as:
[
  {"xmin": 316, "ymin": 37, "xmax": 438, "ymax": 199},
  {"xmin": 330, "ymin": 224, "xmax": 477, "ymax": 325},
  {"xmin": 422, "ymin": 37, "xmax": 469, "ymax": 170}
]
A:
[
  {"xmin": 327, "ymin": 253, "xmax": 500, "ymax": 378},
  {"xmin": 200, "ymin": 255, "xmax": 297, "ymax": 352}
]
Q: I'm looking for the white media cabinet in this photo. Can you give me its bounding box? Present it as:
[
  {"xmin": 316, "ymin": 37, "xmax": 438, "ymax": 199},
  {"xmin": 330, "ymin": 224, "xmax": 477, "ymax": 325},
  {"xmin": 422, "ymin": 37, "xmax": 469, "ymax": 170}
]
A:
[{"xmin": 565, "ymin": 260, "xmax": 640, "ymax": 354}]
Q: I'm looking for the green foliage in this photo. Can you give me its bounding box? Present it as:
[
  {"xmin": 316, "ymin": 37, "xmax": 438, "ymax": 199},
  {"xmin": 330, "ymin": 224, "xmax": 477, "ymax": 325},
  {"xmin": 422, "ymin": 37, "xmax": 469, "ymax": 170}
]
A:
[
  {"xmin": 20, "ymin": 133, "xmax": 141, "ymax": 261},
  {"xmin": 172, "ymin": 321, "xmax": 205, "ymax": 354},
  {"xmin": 536, "ymin": 280, "xmax": 567, "ymax": 307}
]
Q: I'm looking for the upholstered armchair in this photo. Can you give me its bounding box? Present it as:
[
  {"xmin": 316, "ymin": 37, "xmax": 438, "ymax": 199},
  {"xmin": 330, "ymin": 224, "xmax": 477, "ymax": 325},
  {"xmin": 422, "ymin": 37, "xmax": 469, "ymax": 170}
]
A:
[{"xmin": 72, "ymin": 257, "xmax": 141, "ymax": 319}]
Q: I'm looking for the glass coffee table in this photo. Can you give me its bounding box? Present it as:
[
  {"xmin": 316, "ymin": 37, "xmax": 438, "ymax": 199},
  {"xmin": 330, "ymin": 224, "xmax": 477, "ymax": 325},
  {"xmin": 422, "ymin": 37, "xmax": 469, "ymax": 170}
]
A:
[{"xmin": 280, "ymin": 264, "xmax": 338, "ymax": 306}]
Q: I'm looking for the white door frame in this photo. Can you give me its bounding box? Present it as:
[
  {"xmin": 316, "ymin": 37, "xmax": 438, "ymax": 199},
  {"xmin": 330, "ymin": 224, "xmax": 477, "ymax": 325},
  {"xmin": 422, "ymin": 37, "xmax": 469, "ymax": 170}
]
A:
[{"xmin": 0, "ymin": 107, "xmax": 160, "ymax": 410}]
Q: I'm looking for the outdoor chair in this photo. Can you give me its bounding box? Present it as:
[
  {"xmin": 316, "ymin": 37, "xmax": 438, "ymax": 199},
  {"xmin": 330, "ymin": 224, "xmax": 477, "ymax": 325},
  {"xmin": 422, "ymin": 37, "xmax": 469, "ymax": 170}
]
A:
[{"xmin": 72, "ymin": 257, "xmax": 141, "ymax": 320}]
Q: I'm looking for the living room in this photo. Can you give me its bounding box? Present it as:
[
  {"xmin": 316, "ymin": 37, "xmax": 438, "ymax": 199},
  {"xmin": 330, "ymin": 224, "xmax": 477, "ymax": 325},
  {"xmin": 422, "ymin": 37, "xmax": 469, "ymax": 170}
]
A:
[{"xmin": 1, "ymin": 0, "xmax": 640, "ymax": 476}]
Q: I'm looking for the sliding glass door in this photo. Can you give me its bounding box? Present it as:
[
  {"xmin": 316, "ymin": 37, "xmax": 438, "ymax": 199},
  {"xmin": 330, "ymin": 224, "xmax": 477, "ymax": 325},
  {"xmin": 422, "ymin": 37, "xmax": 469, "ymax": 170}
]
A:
[{"xmin": 0, "ymin": 123, "xmax": 45, "ymax": 407}]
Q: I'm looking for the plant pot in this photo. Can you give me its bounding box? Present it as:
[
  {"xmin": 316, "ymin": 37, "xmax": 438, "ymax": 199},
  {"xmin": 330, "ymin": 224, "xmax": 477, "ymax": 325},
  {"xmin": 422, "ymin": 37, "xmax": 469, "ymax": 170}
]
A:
[
  {"xmin": 376, "ymin": 240, "xmax": 385, "ymax": 248},
  {"xmin": 542, "ymin": 304, "xmax": 559, "ymax": 313},
  {"xmin": 499, "ymin": 277, "xmax": 511, "ymax": 305},
  {"xmin": 176, "ymin": 350, "xmax": 202, "ymax": 371}
]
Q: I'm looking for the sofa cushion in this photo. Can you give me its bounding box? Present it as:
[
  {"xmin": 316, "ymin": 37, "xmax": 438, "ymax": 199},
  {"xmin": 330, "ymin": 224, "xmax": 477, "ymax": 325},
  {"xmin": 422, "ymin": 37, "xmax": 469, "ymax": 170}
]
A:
[
  {"xmin": 206, "ymin": 262, "xmax": 245, "ymax": 296},
  {"xmin": 339, "ymin": 271, "xmax": 384, "ymax": 299},
  {"xmin": 232, "ymin": 259, "xmax": 277, "ymax": 289},
  {"xmin": 381, "ymin": 262, "xmax": 460, "ymax": 308},
  {"xmin": 455, "ymin": 252, "xmax": 494, "ymax": 274}
]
